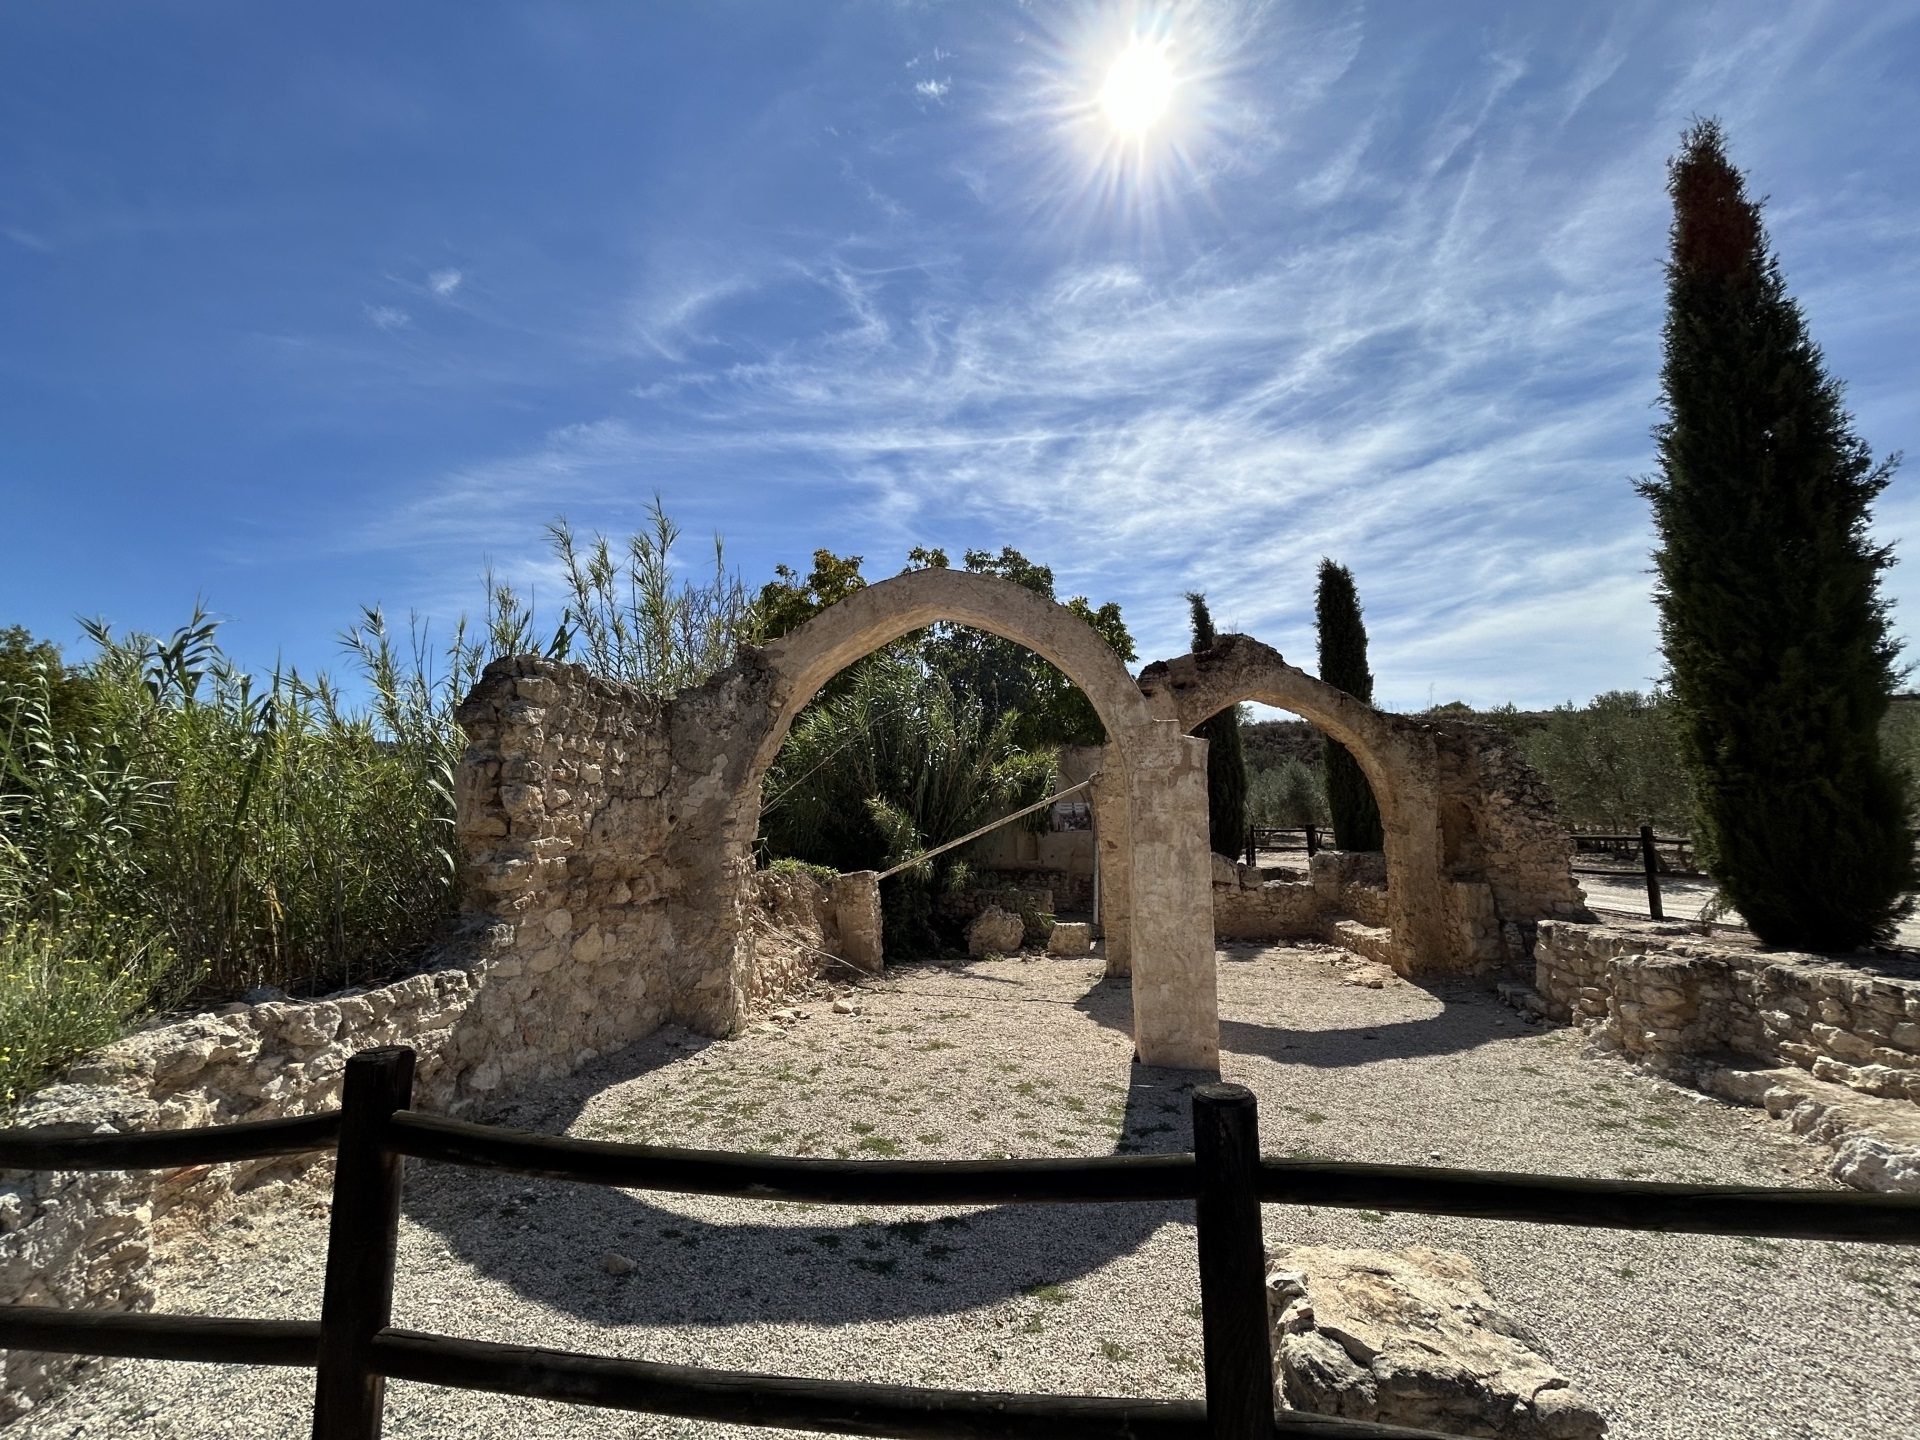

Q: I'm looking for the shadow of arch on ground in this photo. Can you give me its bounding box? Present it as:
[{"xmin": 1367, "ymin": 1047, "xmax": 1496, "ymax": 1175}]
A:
[{"xmin": 403, "ymin": 1023, "xmax": 1204, "ymax": 1330}]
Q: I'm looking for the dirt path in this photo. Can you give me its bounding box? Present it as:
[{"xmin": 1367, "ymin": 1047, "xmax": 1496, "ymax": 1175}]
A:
[{"xmin": 18, "ymin": 944, "xmax": 1919, "ymax": 1440}]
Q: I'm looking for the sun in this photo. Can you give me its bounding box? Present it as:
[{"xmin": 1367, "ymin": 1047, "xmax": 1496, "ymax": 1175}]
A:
[{"xmin": 1098, "ymin": 38, "xmax": 1175, "ymax": 137}]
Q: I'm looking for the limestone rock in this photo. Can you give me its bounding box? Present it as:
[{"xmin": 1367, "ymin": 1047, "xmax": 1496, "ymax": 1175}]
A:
[
  {"xmin": 1046, "ymin": 922, "xmax": 1093, "ymax": 956},
  {"xmin": 601, "ymin": 1250, "xmax": 636, "ymax": 1275},
  {"xmin": 1268, "ymin": 1246, "xmax": 1604, "ymax": 1440},
  {"xmin": 1211, "ymin": 852, "xmax": 1239, "ymax": 888},
  {"xmin": 966, "ymin": 905, "xmax": 1026, "ymax": 956},
  {"xmin": 831, "ymin": 870, "xmax": 884, "ymax": 972}
]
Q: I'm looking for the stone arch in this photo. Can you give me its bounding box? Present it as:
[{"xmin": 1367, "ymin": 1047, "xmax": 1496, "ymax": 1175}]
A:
[
  {"xmin": 752, "ymin": 567, "xmax": 1162, "ymax": 774},
  {"xmin": 1136, "ymin": 634, "xmax": 1454, "ymax": 974},
  {"xmin": 741, "ymin": 569, "xmax": 1219, "ymax": 1067}
]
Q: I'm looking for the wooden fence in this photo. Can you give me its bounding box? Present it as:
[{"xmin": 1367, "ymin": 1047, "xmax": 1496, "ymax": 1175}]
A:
[
  {"xmin": 1568, "ymin": 827, "xmax": 1701, "ymax": 921},
  {"xmin": 3, "ymin": 1048, "xmax": 1917, "ymax": 1440},
  {"xmin": 1244, "ymin": 827, "xmax": 1320, "ymax": 865}
]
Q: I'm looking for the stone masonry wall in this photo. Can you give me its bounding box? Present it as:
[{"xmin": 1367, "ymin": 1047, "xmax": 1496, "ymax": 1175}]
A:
[
  {"xmin": 1533, "ymin": 920, "xmax": 1920, "ymax": 1102},
  {"xmin": 0, "ymin": 858, "xmax": 857, "ymax": 1424},
  {"xmin": 1211, "ymin": 850, "xmax": 1391, "ymax": 944}
]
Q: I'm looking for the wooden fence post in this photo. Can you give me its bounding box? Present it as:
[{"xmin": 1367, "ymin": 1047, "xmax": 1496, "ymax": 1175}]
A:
[
  {"xmin": 1192, "ymin": 1084, "xmax": 1274, "ymax": 1440},
  {"xmin": 1245, "ymin": 824, "xmax": 1256, "ymax": 869},
  {"xmin": 1639, "ymin": 824, "xmax": 1665, "ymax": 921},
  {"xmin": 313, "ymin": 1047, "xmax": 415, "ymax": 1440}
]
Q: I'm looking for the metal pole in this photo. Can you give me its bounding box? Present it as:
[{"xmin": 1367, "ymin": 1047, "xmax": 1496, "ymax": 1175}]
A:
[
  {"xmin": 1304, "ymin": 824, "xmax": 1318, "ymax": 858},
  {"xmin": 1639, "ymin": 824, "xmax": 1665, "ymax": 921},
  {"xmin": 1192, "ymin": 1084, "xmax": 1274, "ymax": 1440},
  {"xmin": 313, "ymin": 1047, "xmax": 415, "ymax": 1440}
]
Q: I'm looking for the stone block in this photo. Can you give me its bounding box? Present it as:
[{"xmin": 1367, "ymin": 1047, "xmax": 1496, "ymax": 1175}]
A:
[
  {"xmin": 966, "ymin": 905, "xmax": 1026, "ymax": 956},
  {"xmin": 1809, "ymin": 1024, "xmax": 1876, "ymax": 1065},
  {"xmin": 1046, "ymin": 922, "xmax": 1093, "ymax": 956},
  {"xmin": 1267, "ymin": 1246, "xmax": 1603, "ymax": 1439}
]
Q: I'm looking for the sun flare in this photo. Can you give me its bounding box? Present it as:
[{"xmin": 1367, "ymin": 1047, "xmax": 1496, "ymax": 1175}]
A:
[{"xmin": 1098, "ymin": 39, "xmax": 1175, "ymax": 136}]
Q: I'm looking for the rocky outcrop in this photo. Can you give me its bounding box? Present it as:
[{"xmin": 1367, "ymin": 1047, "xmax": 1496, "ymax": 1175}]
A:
[{"xmin": 1267, "ymin": 1246, "xmax": 1605, "ymax": 1439}]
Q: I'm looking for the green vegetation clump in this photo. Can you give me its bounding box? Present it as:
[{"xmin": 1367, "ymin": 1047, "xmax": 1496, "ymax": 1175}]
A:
[
  {"xmin": 1, "ymin": 501, "xmax": 767, "ymax": 1106},
  {"xmin": 0, "ymin": 608, "xmax": 466, "ymax": 1107},
  {"xmin": 1641, "ymin": 120, "xmax": 1910, "ymax": 948},
  {"xmin": 1517, "ymin": 691, "xmax": 1691, "ymax": 833}
]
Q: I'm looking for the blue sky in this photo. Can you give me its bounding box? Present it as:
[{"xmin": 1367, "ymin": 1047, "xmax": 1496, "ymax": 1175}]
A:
[{"xmin": 4, "ymin": 1, "xmax": 1918, "ymax": 712}]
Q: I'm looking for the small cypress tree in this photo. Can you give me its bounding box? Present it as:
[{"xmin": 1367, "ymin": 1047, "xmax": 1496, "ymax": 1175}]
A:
[
  {"xmin": 1315, "ymin": 559, "xmax": 1384, "ymax": 851},
  {"xmin": 1187, "ymin": 592, "xmax": 1248, "ymax": 858},
  {"xmin": 1641, "ymin": 120, "xmax": 1910, "ymax": 949}
]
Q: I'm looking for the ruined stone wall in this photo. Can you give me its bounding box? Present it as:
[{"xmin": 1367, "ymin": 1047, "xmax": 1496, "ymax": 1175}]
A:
[
  {"xmin": 1210, "ymin": 851, "xmax": 1390, "ymax": 943},
  {"xmin": 1534, "ymin": 920, "xmax": 1920, "ymax": 1102},
  {"xmin": 1137, "ymin": 637, "xmax": 1586, "ymax": 976},
  {"xmin": 1427, "ymin": 721, "xmax": 1588, "ymax": 968},
  {"xmin": 0, "ymin": 840, "xmax": 856, "ymax": 1424},
  {"xmin": 452, "ymin": 658, "xmax": 679, "ymax": 1080}
]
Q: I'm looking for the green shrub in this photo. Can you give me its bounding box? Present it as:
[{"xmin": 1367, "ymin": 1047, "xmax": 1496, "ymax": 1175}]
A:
[
  {"xmin": 1248, "ymin": 759, "xmax": 1327, "ymax": 829},
  {"xmin": 761, "ymin": 652, "xmax": 1055, "ymax": 955},
  {"xmin": 1519, "ymin": 691, "xmax": 1691, "ymax": 833},
  {"xmin": 0, "ymin": 916, "xmax": 181, "ymax": 1112}
]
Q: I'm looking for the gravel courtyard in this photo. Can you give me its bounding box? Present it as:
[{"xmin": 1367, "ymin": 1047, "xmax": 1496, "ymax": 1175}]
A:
[{"xmin": 18, "ymin": 943, "xmax": 1920, "ymax": 1440}]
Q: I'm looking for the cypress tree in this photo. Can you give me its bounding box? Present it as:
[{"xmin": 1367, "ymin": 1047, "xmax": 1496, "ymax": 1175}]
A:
[
  {"xmin": 1315, "ymin": 559, "xmax": 1384, "ymax": 852},
  {"xmin": 1641, "ymin": 120, "xmax": 1909, "ymax": 949},
  {"xmin": 1186, "ymin": 592, "xmax": 1248, "ymax": 858}
]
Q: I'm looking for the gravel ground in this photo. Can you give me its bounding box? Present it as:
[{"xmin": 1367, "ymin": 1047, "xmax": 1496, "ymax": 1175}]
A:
[{"xmin": 16, "ymin": 942, "xmax": 1919, "ymax": 1440}]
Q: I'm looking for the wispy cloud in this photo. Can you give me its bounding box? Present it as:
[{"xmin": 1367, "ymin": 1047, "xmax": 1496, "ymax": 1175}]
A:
[
  {"xmin": 365, "ymin": 0, "xmax": 1914, "ymax": 709},
  {"xmin": 428, "ymin": 267, "xmax": 463, "ymax": 297},
  {"xmin": 366, "ymin": 304, "xmax": 411, "ymax": 330}
]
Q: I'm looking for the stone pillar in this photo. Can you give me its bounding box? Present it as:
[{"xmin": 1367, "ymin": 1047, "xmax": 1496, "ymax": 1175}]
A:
[
  {"xmin": 831, "ymin": 870, "xmax": 884, "ymax": 973},
  {"xmin": 1088, "ymin": 746, "xmax": 1131, "ymax": 979},
  {"xmin": 1126, "ymin": 725, "xmax": 1220, "ymax": 1070}
]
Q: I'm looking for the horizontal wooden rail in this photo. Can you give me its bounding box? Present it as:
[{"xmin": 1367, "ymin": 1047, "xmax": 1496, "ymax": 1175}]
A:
[
  {"xmin": 1259, "ymin": 1160, "xmax": 1920, "ymax": 1245},
  {"xmin": 0, "ymin": 1307, "xmax": 1452, "ymax": 1440},
  {"xmin": 385, "ymin": 1111, "xmax": 1197, "ymax": 1204},
  {"xmin": 368, "ymin": 1328, "xmax": 1451, "ymax": 1440},
  {"xmin": 0, "ymin": 1110, "xmax": 341, "ymax": 1172},
  {"xmin": 0, "ymin": 1307, "xmax": 320, "ymax": 1366}
]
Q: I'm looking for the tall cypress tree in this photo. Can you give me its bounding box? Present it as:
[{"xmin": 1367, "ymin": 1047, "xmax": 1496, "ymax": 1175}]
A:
[
  {"xmin": 1641, "ymin": 120, "xmax": 1909, "ymax": 950},
  {"xmin": 1186, "ymin": 592, "xmax": 1248, "ymax": 858},
  {"xmin": 1315, "ymin": 559, "xmax": 1384, "ymax": 852}
]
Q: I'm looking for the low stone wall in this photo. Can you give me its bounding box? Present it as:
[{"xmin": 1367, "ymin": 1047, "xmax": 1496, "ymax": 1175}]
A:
[
  {"xmin": 0, "ymin": 869, "xmax": 862, "ymax": 1425},
  {"xmin": 1528, "ymin": 920, "xmax": 1920, "ymax": 1193},
  {"xmin": 1533, "ymin": 921, "xmax": 1920, "ymax": 1101},
  {"xmin": 1212, "ymin": 850, "xmax": 1394, "ymax": 948},
  {"xmin": 935, "ymin": 884, "xmax": 1056, "ymax": 935}
]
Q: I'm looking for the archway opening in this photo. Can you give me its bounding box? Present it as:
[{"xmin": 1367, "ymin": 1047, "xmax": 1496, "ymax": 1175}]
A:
[
  {"xmin": 748, "ymin": 566, "xmax": 1154, "ymax": 966},
  {"xmin": 757, "ymin": 623, "xmax": 1117, "ymax": 958}
]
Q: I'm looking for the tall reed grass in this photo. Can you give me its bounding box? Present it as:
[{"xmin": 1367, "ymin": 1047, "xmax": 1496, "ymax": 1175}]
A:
[
  {"xmin": 0, "ymin": 607, "xmax": 467, "ymax": 1106},
  {"xmin": 0, "ymin": 503, "xmax": 761, "ymax": 1109}
]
